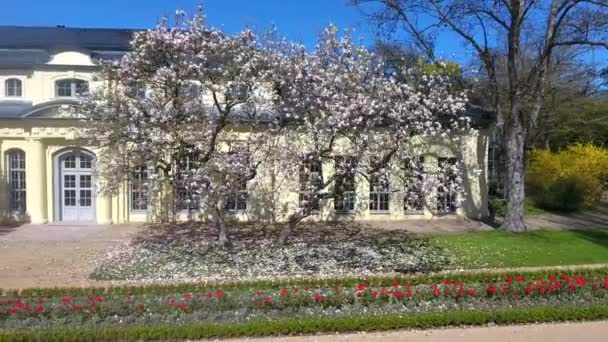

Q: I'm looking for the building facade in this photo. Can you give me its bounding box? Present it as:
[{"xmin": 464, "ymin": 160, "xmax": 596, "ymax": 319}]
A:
[{"xmin": 0, "ymin": 26, "xmax": 490, "ymax": 225}]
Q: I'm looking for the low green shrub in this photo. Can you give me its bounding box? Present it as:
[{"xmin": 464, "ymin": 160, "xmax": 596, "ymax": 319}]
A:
[
  {"xmin": 533, "ymin": 176, "xmax": 586, "ymax": 212},
  {"xmin": 1, "ymin": 305, "xmax": 607, "ymax": 341}
]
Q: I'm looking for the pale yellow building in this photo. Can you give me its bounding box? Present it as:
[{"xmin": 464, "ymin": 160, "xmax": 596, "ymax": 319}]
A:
[{"xmin": 0, "ymin": 26, "xmax": 490, "ymax": 225}]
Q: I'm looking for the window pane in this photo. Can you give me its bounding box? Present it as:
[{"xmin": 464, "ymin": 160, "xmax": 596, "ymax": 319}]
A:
[
  {"xmin": 64, "ymin": 190, "xmax": 76, "ymax": 206},
  {"xmin": 80, "ymin": 155, "xmax": 92, "ymax": 169},
  {"xmin": 64, "ymin": 155, "xmax": 76, "ymax": 168},
  {"xmin": 80, "ymin": 190, "xmax": 92, "ymax": 207},
  {"xmin": 404, "ymin": 157, "xmax": 425, "ymax": 212},
  {"xmin": 437, "ymin": 158, "xmax": 458, "ymax": 213},
  {"xmin": 131, "ymin": 167, "xmax": 148, "ymax": 211},
  {"xmin": 56, "ymin": 80, "xmax": 72, "ymax": 97},
  {"xmin": 75, "ymin": 80, "xmax": 89, "ymax": 96},
  {"xmin": 5, "ymin": 79, "xmax": 22, "ymax": 97},
  {"xmin": 7, "ymin": 151, "xmax": 26, "ymax": 211}
]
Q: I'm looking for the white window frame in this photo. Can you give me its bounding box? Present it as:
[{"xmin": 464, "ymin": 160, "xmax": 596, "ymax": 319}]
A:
[
  {"xmin": 55, "ymin": 79, "xmax": 89, "ymax": 98},
  {"xmin": 369, "ymin": 173, "xmax": 390, "ymax": 213},
  {"xmin": 7, "ymin": 150, "xmax": 26, "ymax": 212},
  {"xmin": 299, "ymin": 155, "xmax": 323, "ymax": 212},
  {"xmin": 334, "ymin": 156, "xmax": 356, "ymax": 213},
  {"xmin": 175, "ymin": 154, "xmax": 201, "ymax": 212},
  {"xmin": 5, "ymin": 78, "xmax": 22, "ymax": 97},
  {"xmin": 224, "ymin": 179, "xmax": 248, "ymax": 213},
  {"xmin": 131, "ymin": 166, "xmax": 149, "ymax": 212},
  {"xmin": 404, "ymin": 157, "xmax": 425, "ymax": 214},
  {"xmin": 437, "ymin": 157, "xmax": 459, "ymax": 214}
]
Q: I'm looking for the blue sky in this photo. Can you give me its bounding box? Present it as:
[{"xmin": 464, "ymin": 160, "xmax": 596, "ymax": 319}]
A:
[
  {"xmin": 0, "ymin": 1, "xmax": 373, "ymax": 47},
  {"xmin": 0, "ymin": 0, "xmax": 471, "ymax": 61},
  {"xmin": 2, "ymin": 0, "xmax": 602, "ymax": 69}
]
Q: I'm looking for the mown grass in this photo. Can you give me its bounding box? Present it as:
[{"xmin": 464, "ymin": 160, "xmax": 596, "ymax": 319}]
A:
[
  {"xmin": 1, "ymin": 305, "xmax": 607, "ymax": 341},
  {"xmin": 434, "ymin": 229, "xmax": 608, "ymax": 269}
]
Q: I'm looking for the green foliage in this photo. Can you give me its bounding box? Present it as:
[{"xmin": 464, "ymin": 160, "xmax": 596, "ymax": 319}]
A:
[
  {"xmin": 433, "ymin": 230, "xmax": 608, "ymax": 268},
  {"xmin": 421, "ymin": 61, "xmax": 462, "ymax": 77},
  {"xmin": 531, "ymin": 97, "xmax": 608, "ymax": 150},
  {"xmin": 534, "ymin": 176, "xmax": 586, "ymax": 212},
  {"xmin": 1, "ymin": 305, "xmax": 607, "ymax": 341},
  {"xmin": 527, "ymin": 144, "xmax": 608, "ymax": 210}
]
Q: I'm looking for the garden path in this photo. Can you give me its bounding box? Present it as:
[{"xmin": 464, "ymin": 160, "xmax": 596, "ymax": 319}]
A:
[
  {"xmin": 0, "ymin": 223, "xmax": 142, "ymax": 289},
  {"xmin": 235, "ymin": 320, "xmax": 608, "ymax": 342}
]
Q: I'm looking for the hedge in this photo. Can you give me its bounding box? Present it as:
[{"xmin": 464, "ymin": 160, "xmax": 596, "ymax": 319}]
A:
[
  {"xmin": 7, "ymin": 266, "xmax": 608, "ymax": 298},
  {"xmin": 1, "ymin": 304, "xmax": 607, "ymax": 341}
]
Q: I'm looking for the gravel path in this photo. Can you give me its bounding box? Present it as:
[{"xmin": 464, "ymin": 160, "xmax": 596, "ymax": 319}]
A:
[
  {"xmin": 0, "ymin": 224, "xmax": 142, "ymax": 289},
  {"xmin": 230, "ymin": 321, "xmax": 608, "ymax": 342}
]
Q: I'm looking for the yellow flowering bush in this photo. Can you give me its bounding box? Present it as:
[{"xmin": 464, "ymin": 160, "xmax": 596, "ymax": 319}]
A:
[{"xmin": 527, "ymin": 144, "xmax": 608, "ymax": 209}]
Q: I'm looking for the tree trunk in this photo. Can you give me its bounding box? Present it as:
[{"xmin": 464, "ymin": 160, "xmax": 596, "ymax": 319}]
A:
[
  {"xmin": 501, "ymin": 104, "xmax": 527, "ymax": 232},
  {"xmin": 214, "ymin": 206, "xmax": 231, "ymax": 247},
  {"xmin": 277, "ymin": 214, "xmax": 302, "ymax": 245}
]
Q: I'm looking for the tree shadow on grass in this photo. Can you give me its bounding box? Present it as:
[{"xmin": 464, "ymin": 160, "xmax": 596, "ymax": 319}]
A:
[{"xmin": 568, "ymin": 228, "xmax": 608, "ymax": 249}]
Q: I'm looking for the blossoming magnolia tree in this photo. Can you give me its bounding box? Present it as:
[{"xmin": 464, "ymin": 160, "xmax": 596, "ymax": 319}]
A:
[
  {"xmin": 269, "ymin": 26, "xmax": 472, "ymax": 244},
  {"xmin": 85, "ymin": 7, "xmax": 471, "ymax": 246},
  {"xmin": 84, "ymin": 11, "xmax": 274, "ymax": 246}
]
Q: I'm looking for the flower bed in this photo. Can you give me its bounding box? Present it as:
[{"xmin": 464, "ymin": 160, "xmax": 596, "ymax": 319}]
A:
[
  {"xmin": 2, "ymin": 271, "xmax": 608, "ymax": 332},
  {"xmin": 91, "ymin": 233, "xmax": 447, "ymax": 281}
]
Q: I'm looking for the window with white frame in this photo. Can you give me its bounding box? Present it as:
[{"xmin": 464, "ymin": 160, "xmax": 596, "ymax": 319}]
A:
[
  {"xmin": 334, "ymin": 156, "xmax": 356, "ymax": 212},
  {"xmin": 224, "ymin": 179, "xmax": 248, "ymax": 212},
  {"xmin": 299, "ymin": 155, "xmax": 323, "ymax": 212},
  {"xmin": 437, "ymin": 157, "xmax": 458, "ymax": 213},
  {"xmin": 55, "ymin": 79, "xmax": 89, "ymax": 97},
  {"xmin": 7, "ymin": 150, "xmax": 26, "ymax": 212},
  {"xmin": 175, "ymin": 153, "xmax": 201, "ymax": 211},
  {"xmin": 369, "ymin": 167, "xmax": 390, "ymax": 212},
  {"xmin": 131, "ymin": 166, "xmax": 148, "ymax": 211},
  {"xmin": 5, "ymin": 78, "xmax": 22, "ymax": 97},
  {"xmin": 404, "ymin": 157, "xmax": 425, "ymax": 213}
]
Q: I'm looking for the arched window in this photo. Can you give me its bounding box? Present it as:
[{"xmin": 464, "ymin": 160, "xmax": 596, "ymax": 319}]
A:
[
  {"xmin": 5, "ymin": 78, "xmax": 22, "ymax": 97},
  {"xmin": 7, "ymin": 150, "xmax": 26, "ymax": 212},
  {"xmin": 55, "ymin": 79, "xmax": 89, "ymax": 97}
]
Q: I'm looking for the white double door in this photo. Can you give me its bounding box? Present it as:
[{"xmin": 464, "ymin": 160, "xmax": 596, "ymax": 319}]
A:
[{"xmin": 60, "ymin": 153, "xmax": 96, "ymax": 222}]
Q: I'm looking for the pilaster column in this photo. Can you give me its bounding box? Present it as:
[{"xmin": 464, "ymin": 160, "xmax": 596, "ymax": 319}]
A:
[
  {"xmin": 97, "ymin": 187, "xmax": 113, "ymax": 224},
  {"xmin": 25, "ymin": 139, "xmax": 47, "ymax": 224}
]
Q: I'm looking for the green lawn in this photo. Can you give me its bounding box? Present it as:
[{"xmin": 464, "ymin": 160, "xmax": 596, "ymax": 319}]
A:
[{"xmin": 433, "ymin": 229, "xmax": 608, "ymax": 269}]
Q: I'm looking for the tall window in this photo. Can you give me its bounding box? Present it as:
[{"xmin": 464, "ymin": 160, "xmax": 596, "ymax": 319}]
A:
[
  {"xmin": 224, "ymin": 179, "xmax": 248, "ymax": 212},
  {"xmin": 404, "ymin": 157, "xmax": 425, "ymax": 213},
  {"xmin": 131, "ymin": 166, "xmax": 148, "ymax": 211},
  {"xmin": 56, "ymin": 79, "xmax": 89, "ymax": 97},
  {"xmin": 176, "ymin": 153, "xmax": 201, "ymax": 211},
  {"xmin": 334, "ymin": 157, "xmax": 356, "ymax": 212},
  {"xmin": 437, "ymin": 157, "xmax": 458, "ymax": 213},
  {"xmin": 369, "ymin": 168, "xmax": 390, "ymax": 212},
  {"xmin": 7, "ymin": 150, "xmax": 26, "ymax": 212},
  {"xmin": 299, "ymin": 155, "xmax": 323, "ymax": 211},
  {"xmin": 5, "ymin": 78, "xmax": 22, "ymax": 97}
]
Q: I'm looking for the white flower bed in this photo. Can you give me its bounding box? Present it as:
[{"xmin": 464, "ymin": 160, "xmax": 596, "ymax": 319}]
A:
[{"xmin": 92, "ymin": 224, "xmax": 448, "ymax": 282}]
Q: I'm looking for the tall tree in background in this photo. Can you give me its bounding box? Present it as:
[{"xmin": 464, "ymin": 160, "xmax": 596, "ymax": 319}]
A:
[{"xmin": 353, "ymin": 0, "xmax": 608, "ymax": 231}]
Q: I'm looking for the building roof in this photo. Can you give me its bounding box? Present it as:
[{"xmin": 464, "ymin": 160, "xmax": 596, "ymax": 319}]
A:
[{"xmin": 0, "ymin": 26, "xmax": 138, "ymax": 51}]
